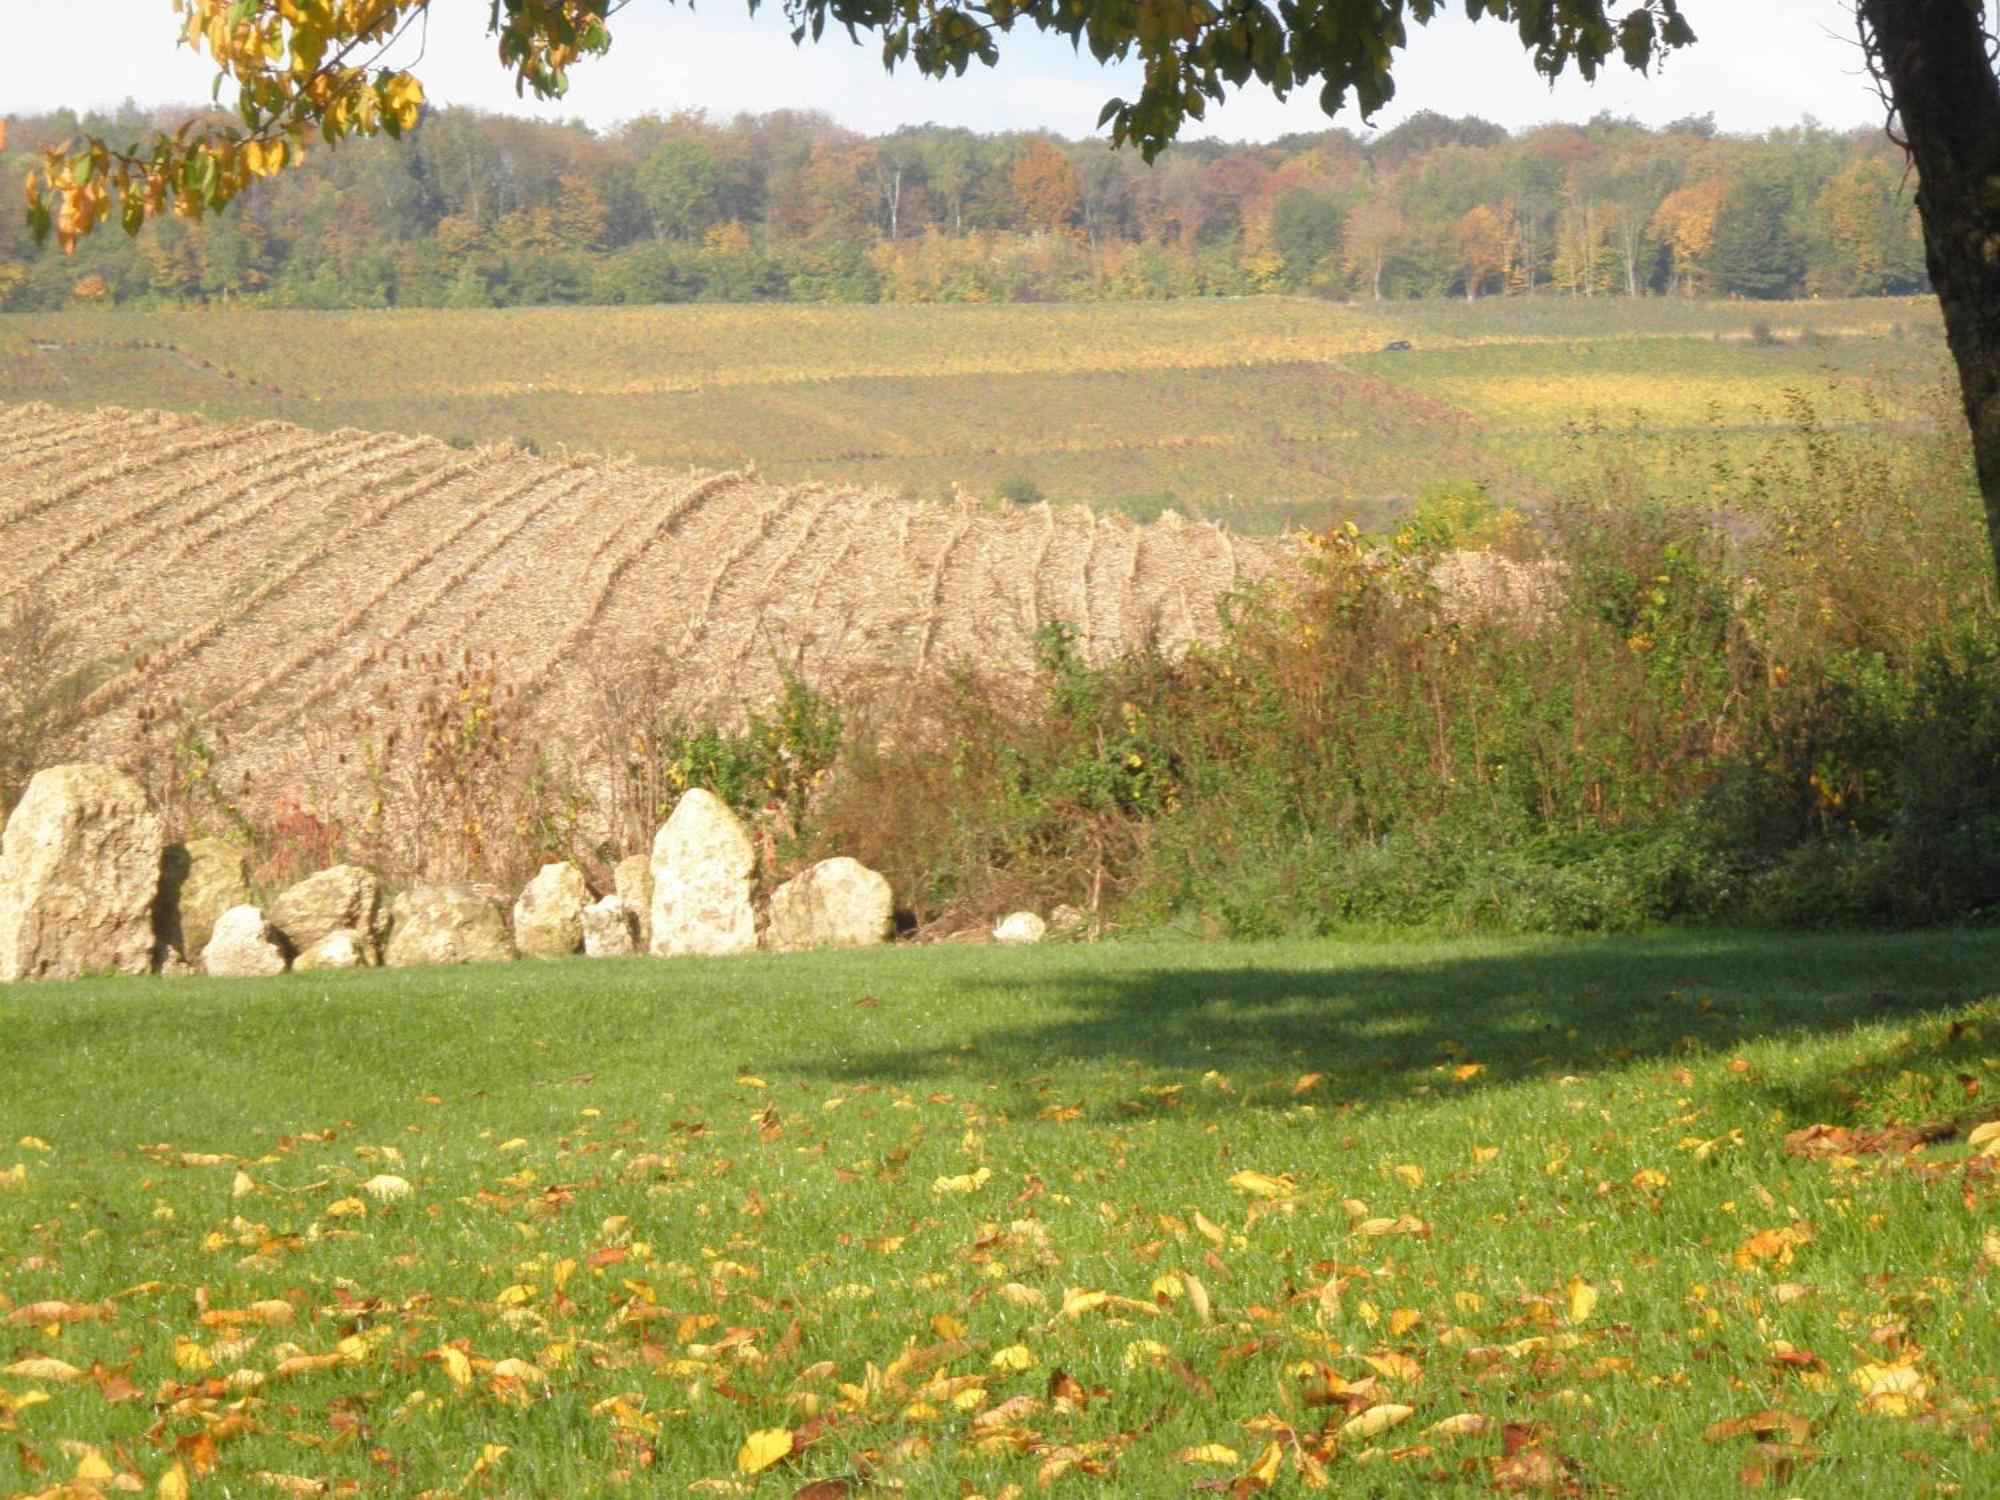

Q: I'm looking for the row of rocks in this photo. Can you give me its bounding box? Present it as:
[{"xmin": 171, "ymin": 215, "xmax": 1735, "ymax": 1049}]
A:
[{"xmin": 0, "ymin": 766, "xmax": 934, "ymax": 982}]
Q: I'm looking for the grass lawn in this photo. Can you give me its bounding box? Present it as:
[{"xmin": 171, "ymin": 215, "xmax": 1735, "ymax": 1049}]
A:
[{"xmin": 3, "ymin": 929, "xmax": 1999, "ymax": 1496}]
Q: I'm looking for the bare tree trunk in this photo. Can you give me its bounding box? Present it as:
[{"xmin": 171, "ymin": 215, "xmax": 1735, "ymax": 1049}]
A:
[{"xmin": 1861, "ymin": 0, "xmax": 2000, "ymax": 578}]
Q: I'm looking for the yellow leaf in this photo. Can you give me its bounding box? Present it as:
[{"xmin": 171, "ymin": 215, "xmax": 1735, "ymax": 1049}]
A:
[
  {"xmin": 1122, "ymin": 1338, "xmax": 1170, "ymax": 1369},
  {"xmin": 990, "ymin": 1344, "xmax": 1035, "ymax": 1373},
  {"xmin": 1293, "ymin": 1073, "xmax": 1326, "ymax": 1094},
  {"xmin": 1177, "ymin": 1443, "xmax": 1241, "ymax": 1465},
  {"xmin": 1341, "ymin": 1403, "xmax": 1415, "ymax": 1439},
  {"xmin": 323, "ymin": 1196, "xmax": 366, "ymax": 1219},
  {"xmin": 931, "ymin": 1313, "xmax": 967, "ymax": 1340},
  {"xmin": 495, "ymin": 1283, "xmax": 537, "ymax": 1308},
  {"xmin": 1363, "ymin": 1351, "xmax": 1422, "ymax": 1384},
  {"xmin": 434, "ymin": 1347, "xmax": 474, "ymax": 1389},
  {"xmin": 1354, "ymin": 1214, "xmax": 1428, "ymax": 1237},
  {"xmin": 1631, "ymin": 1167, "xmax": 1669, "ymax": 1192},
  {"xmin": 467, "ymin": 1443, "xmax": 508, "ymax": 1480},
  {"xmin": 736, "ymin": 1426, "xmax": 793, "ymax": 1474},
  {"xmin": 1967, "ymin": 1119, "xmax": 2000, "ymax": 1152},
  {"xmin": 172, "ymin": 1338, "xmax": 213, "ymax": 1371},
  {"xmin": 1470, "ymin": 1146, "xmax": 1500, "ymax": 1163},
  {"xmin": 1228, "ymin": 1170, "xmax": 1296, "ymax": 1200},
  {"xmin": 4, "ymin": 1357, "xmax": 83, "ymax": 1382},
  {"xmin": 73, "ymin": 1448, "xmax": 117, "ymax": 1482},
  {"xmin": 1245, "ymin": 1439, "xmax": 1283, "ymax": 1486},
  {"xmin": 1566, "ymin": 1277, "xmax": 1598, "ymax": 1324},
  {"xmin": 931, "ymin": 1167, "xmax": 992, "ymax": 1195},
  {"xmin": 19, "ymin": 1136, "xmax": 51, "ymax": 1152},
  {"xmin": 158, "ymin": 1462, "xmax": 191, "ymax": 1500},
  {"xmin": 1180, "ymin": 1270, "xmax": 1211, "ymax": 1323},
  {"xmin": 1451, "ymin": 1063, "xmax": 1484, "ymax": 1082},
  {"xmin": 1394, "ymin": 1163, "xmax": 1425, "ymax": 1188},
  {"xmin": 1389, "ymin": 1306, "xmax": 1422, "ymax": 1337},
  {"xmin": 1060, "ymin": 1288, "xmax": 1110, "ymax": 1319},
  {"xmin": 250, "ymin": 1299, "xmax": 295, "ymax": 1326},
  {"xmin": 1193, "ymin": 1211, "xmax": 1227, "ymax": 1246},
  {"xmin": 1983, "ymin": 1229, "xmax": 2000, "ymax": 1269}
]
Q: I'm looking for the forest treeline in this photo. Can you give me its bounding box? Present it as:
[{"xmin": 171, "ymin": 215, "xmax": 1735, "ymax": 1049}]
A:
[{"xmin": 0, "ymin": 103, "xmax": 1928, "ymax": 310}]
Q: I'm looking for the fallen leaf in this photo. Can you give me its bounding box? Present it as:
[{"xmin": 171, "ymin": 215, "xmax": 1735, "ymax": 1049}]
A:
[
  {"xmin": 1177, "ymin": 1443, "xmax": 1241, "ymax": 1465},
  {"xmin": 738, "ymin": 1427, "xmax": 794, "ymax": 1475},
  {"xmin": 1341, "ymin": 1403, "xmax": 1415, "ymax": 1439}
]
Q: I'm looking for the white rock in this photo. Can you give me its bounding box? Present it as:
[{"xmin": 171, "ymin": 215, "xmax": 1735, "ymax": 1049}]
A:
[
  {"xmin": 269, "ymin": 865, "xmax": 381, "ymax": 955},
  {"xmin": 513, "ymin": 861, "xmax": 591, "ymax": 959},
  {"xmin": 993, "ymin": 911, "xmax": 1048, "ymax": 946},
  {"xmin": 581, "ymin": 894, "xmax": 638, "ymax": 957},
  {"xmin": 765, "ymin": 857, "xmax": 895, "ymax": 952},
  {"xmin": 292, "ymin": 928, "xmax": 373, "ymax": 971},
  {"xmin": 649, "ymin": 789, "xmax": 758, "ymax": 957},
  {"xmin": 383, "ymin": 886, "xmax": 516, "ymax": 967},
  {"xmin": 200, "ymin": 904, "xmax": 289, "ymax": 978},
  {"xmin": 0, "ymin": 763, "xmax": 165, "ymax": 982}
]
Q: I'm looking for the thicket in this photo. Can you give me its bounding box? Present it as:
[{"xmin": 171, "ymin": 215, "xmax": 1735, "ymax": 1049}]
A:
[
  {"xmin": 804, "ymin": 401, "xmax": 1998, "ymax": 934},
  {"xmin": 0, "ymin": 104, "xmax": 1927, "ymax": 311}
]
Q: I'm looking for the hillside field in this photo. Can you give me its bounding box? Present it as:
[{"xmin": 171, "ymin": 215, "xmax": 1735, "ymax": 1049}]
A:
[
  {"xmin": 0, "ymin": 297, "xmax": 1952, "ymax": 534},
  {"xmin": 2, "ymin": 931, "xmax": 1997, "ymax": 1494}
]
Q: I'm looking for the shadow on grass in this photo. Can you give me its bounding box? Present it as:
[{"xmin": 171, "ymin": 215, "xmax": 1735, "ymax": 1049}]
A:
[{"xmin": 823, "ymin": 928, "xmax": 2000, "ymax": 1118}]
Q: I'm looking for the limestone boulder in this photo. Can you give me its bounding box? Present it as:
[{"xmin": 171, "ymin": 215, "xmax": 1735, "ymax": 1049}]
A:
[
  {"xmin": 513, "ymin": 861, "xmax": 591, "ymax": 959},
  {"xmin": 0, "ymin": 763, "xmax": 165, "ymax": 982},
  {"xmin": 649, "ymin": 789, "xmax": 757, "ymax": 957},
  {"xmin": 993, "ymin": 910, "xmax": 1047, "ymax": 946},
  {"xmin": 156, "ymin": 837, "xmax": 251, "ymax": 960},
  {"xmin": 614, "ymin": 854, "xmax": 654, "ymax": 949},
  {"xmin": 269, "ymin": 865, "xmax": 381, "ymax": 955},
  {"xmin": 581, "ymin": 894, "xmax": 638, "ymax": 957},
  {"xmin": 765, "ymin": 857, "xmax": 895, "ymax": 952},
  {"xmin": 201, "ymin": 904, "xmax": 289, "ymax": 978},
  {"xmin": 293, "ymin": 928, "xmax": 374, "ymax": 972},
  {"xmin": 383, "ymin": 885, "xmax": 515, "ymax": 967}
]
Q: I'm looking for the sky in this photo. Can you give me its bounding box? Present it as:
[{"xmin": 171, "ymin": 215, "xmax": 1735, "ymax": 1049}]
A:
[{"xmin": 2, "ymin": 0, "xmax": 1884, "ymax": 141}]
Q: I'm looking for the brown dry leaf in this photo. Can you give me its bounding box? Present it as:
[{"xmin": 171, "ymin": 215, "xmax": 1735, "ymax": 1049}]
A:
[{"xmin": 1733, "ymin": 1225, "xmax": 1810, "ymax": 1271}]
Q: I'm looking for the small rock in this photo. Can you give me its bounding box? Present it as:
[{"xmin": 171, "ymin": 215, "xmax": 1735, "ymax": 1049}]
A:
[
  {"xmin": 269, "ymin": 865, "xmax": 381, "ymax": 955},
  {"xmin": 993, "ymin": 911, "xmax": 1047, "ymax": 946},
  {"xmin": 650, "ymin": 789, "xmax": 758, "ymax": 957},
  {"xmin": 614, "ymin": 854, "xmax": 654, "ymax": 949},
  {"xmin": 201, "ymin": 905, "xmax": 289, "ymax": 978},
  {"xmin": 765, "ymin": 857, "xmax": 895, "ymax": 952},
  {"xmin": 0, "ymin": 763, "xmax": 165, "ymax": 982},
  {"xmin": 581, "ymin": 894, "xmax": 638, "ymax": 957},
  {"xmin": 1049, "ymin": 904, "xmax": 1089, "ymax": 933},
  {"xmin": 513, "ymin": 861, "xmax": 592, "ymax": 959},
  {"xmin": 383, "ymin": 885, "xmax": 516, "ymax": 967},
  {"xmin": 292, "ymin": 928, "xmax": 373, "ymax": 971}
]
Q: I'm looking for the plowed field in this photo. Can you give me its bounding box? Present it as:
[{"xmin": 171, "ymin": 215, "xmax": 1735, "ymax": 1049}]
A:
[{"xmin": 2, "ymin": 400, "xmax": 1276, "ymax": 790}]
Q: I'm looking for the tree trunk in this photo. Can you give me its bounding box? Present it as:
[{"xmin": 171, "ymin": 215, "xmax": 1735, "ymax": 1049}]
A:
[{"xmin": 1861, "ymin": 0, "xmax": 2000, "ymax": 578}]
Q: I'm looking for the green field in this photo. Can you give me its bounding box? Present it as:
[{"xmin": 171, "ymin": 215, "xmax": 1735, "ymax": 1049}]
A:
[
  {"xmin": 4, "ymin": 931, "xmax": 1999, "ymax": 1495},
  {"xmin": 0, "ymin": 297, "xmax": 1952, "ymax": 532}
]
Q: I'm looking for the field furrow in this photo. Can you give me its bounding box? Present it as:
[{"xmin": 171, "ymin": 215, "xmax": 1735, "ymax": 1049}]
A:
[
  {"xmin": 259, "ymin": 467, "xmax": 603, "ymax": 736},
  {"xmin": 213, "ymin": 460, "xmax": 578, "ymax": 725},
  {"xmin": 77, "ymin": 448, "xmax": 496, "ymax": 720},
  {"xmin": 7, "ymin": 424, "xmax": 327, "ymax": 602},
  {"xmin": 0, "ymin": 412, "xmax": 225, "ymax": 539},
  {"xmin": 714, "ymin": 483, "xmax": 853, "ymax": 687},
  {"xmin": 914, "ymin": 501, "xmax": 978, "ymax": 675}
]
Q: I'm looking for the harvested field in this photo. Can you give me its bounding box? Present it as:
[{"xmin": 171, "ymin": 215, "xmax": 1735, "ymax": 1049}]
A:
[{"xmin": 2, "ymin": 400, "xmax": 1278, "ymax": 797}]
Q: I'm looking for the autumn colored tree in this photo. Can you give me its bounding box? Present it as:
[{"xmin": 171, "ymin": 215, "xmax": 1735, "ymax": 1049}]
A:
[
  {"xmin": 1010, "ymin": 138, "xmax": 1082, "ymax": 237},
  {"xmin": 1455, "ymin": 202, "xmax": 1516, "ymax": 300}
]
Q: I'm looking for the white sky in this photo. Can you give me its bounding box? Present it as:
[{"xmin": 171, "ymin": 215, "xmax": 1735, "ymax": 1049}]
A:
[{"xmin": 2, "ymin": 0, "xmax": 1883, "ymax": 140}]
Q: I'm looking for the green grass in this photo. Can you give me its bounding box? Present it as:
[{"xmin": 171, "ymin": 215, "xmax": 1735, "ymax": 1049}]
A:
[
  {"xmin": 4, "ymin": 930, "xmax": 1999, "ymax": 1494},
  {"xmin": 0, "ymin": 298, "xmax": 1953, "ymax": 531}
]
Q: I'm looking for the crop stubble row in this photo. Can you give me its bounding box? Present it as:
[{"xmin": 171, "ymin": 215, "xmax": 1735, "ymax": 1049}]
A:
[{"xmin": 0, "ymin": 401, "xmax": 1274, "ymax": 796}]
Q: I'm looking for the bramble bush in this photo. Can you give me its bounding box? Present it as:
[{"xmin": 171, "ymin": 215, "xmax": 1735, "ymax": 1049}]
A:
[{"xmin": 809, "ymin": 397, "xmax": 1998, "ymax": 933}]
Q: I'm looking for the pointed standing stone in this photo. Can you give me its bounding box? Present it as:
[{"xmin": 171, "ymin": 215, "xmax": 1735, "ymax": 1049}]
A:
[
  {"xmin": 649, "ymin": 789, "xmax": 757, "ymax": 957},
  {"xmin": 513, "ymin": 861, "xmax": 591, "ymax": 958}
]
